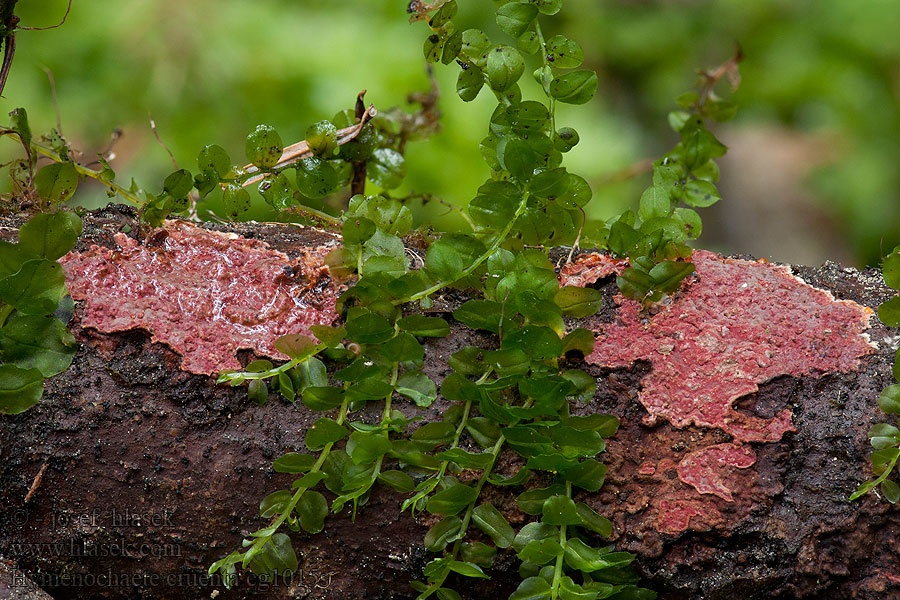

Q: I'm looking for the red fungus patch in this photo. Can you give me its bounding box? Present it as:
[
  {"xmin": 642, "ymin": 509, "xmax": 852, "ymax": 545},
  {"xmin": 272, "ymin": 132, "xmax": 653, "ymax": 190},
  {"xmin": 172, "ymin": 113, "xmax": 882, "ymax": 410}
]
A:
[
  {"xmin": 585, "ymin": 249, "xmax": 874, "ymax": 443},
  {"xmin": 676, "ymin": 442, "xmax": 756, "ymax": 502},
  {"xmin": 60, "ymin": 221, "xmax": 341, "ymax": 375}
]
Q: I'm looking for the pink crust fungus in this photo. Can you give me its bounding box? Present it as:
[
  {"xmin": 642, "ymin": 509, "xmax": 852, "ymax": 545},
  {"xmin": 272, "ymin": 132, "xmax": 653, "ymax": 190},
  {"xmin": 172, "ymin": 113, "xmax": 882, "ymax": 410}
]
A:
[
  {"xmin": 60, "ymin": 221, "xmax": 341, "ymax": 375},
  {"xmin": 584, "ymin": 249, "xmax": 875, "ymax": 443},
  {"xmin": 676, "ymin": 443, "xmax": 756, "ymax": 502}
]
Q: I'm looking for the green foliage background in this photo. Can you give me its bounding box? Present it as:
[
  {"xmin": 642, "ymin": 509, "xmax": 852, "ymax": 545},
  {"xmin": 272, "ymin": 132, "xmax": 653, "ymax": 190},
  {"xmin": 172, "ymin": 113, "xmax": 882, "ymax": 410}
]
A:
[{"xmin": 5, "ymin": 0, "xmax": 900, "ymax": 267}]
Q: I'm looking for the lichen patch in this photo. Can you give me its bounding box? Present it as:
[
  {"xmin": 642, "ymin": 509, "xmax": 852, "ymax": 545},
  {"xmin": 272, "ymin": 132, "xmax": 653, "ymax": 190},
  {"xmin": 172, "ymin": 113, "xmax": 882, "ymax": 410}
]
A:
[
  {"xmin": 676, "ymin": 443, "xmax": 756, "ymax": 502},
  {"xmin": 60, "ymin": 221, "xmax": 341, "ymax": 375}
]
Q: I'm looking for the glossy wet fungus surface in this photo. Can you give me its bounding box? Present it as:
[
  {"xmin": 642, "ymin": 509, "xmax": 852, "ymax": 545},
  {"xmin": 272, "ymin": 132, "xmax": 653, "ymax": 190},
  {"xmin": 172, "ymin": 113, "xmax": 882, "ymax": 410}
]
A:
[{"xmin": 60, "ymin": 220, "xmax": 341, "ymax": 374}]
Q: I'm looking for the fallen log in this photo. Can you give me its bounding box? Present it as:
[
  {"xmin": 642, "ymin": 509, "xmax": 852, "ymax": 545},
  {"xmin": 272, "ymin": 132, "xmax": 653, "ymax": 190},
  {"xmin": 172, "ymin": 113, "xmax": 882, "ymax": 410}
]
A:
[{"xmin": 0, "ymin": 205, "xmax": 896, "ymax": 599}]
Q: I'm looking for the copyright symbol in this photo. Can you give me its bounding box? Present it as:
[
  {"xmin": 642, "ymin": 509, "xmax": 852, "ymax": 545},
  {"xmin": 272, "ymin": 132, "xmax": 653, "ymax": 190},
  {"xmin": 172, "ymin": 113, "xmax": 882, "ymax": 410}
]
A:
[{"xmin": 11, "ymin": 509, "xmax": 28, "ymax": 526}]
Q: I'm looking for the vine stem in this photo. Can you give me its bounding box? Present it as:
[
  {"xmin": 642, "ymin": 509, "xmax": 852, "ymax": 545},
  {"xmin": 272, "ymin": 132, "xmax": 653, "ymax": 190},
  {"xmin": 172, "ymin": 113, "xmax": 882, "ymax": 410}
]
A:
[
  {"xmin": 533, "ymin": 19, "xmax": 556, "ymax": 135},
  {"xmin": 401, "ymin": 192, "xmax": 531, "ymax": 305},
  {"xmin": 417, "ymin": 395, "xmax": 534, "ymax": 600},
  {"xmin": 550, "ymin": 480, "xmax": 572, "ymax": 599},
  {"xmin": 242, "ymin": 395, "xmax": 351, "ymax": 566},
  {"xmin": 21, "ymin": 137, "xmax": 144, "ymax": 206}
]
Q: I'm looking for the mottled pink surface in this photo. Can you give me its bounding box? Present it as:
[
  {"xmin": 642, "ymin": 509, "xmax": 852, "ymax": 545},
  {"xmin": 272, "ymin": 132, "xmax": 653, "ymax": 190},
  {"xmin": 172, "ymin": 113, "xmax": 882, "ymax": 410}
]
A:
[
  {"xmin": 60, "ymin": 221, "xmax": 340, "ymax": 375},
  {"xmin": 586, "ymin": 250, "xmax": 874, "ymax": 443},
  {"xmin": 676, "ymin": 443, "xmax": 756, "ymax": 502}
]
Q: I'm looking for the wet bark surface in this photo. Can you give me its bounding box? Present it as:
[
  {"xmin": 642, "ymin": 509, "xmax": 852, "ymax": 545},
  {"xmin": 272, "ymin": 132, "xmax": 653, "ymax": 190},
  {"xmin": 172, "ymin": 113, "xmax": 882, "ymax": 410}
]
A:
[{"xmin": 0, "ymin": 207, "xmax": 897, "ymax": 600}]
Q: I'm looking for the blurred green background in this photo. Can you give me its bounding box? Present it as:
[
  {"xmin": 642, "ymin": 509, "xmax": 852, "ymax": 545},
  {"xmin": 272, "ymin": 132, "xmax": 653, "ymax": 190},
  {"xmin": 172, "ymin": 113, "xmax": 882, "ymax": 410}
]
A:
[{"xmin": 4, "ymin": 0, "xmax": 900, "ymax": 268}]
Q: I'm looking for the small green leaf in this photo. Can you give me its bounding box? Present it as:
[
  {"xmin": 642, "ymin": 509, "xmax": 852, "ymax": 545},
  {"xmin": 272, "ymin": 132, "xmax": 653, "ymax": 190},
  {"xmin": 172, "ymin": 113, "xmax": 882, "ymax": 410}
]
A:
[
  {"xmin": 378, "ymin": 470, "xmax": 415, "ymax": 493},
  {"xmin": 461, "ymin": 29, "xmax": 492, "ymax": 68},
  {"xmin": 575, "ymin": 502, "xmax": 612, "ymax": 537},
  {"xmin": 305, "ymin": 418, "xmax": 349, "ymax": 451},
  {"xmin": 305, "ymin": 120, "xmax": 338, "ymax": 157},
  {"xmin": 260, "ymin": 490, "xmax": 291, "ymax": 519},
  {"xmin": 162, "ymin": 169, "xmax": 193, "ymax": 201},
  {"xmin": 472, "ymin": 503, "xmax": 515, "ymax": 548},
  {"xmin": 0, "ymin": 313, "xmax": 76, "ymax": 377},
  {"xmin": 396, "ymin": 371, "xmax": 438, "ymax": 407},
  {"xmin": 503, "ymin": 325, "xmax": 563, "ymax": 360},
  {"xmin": 879, "ymin": 297, "xmax": 900, "ymax": 328},
  {"xmin": 549, "ymin": 70, "xmax": 598, "ymax": 105},
  {"xmin": 426, "ymin": 234, "xmax": 487, "ymax": 283},
  {"xmin": 425, "ymin": 516, "xmax": 462, "ymax": 552},
  {"xmin": 496, "ymin": 2, "xmax": 538, "ymax": 38},
  {"xmin": 881, "ymin": 479, "xmax": 900, "ymax": 504},
  {"xmin": 883, "ymin": 251, "xmax": 900, "ymax": 289},
  {"xmin": 561, "ymin": 328, "xmax": 595, "ymax": 356},
  {"xmin": 448, "ymin": 560, "xmax": 489, "ymax": 579},
  {"xmin": 345, "ymin": 312, "xmax": 394, "ymax": 344},
  {"xmin": 18, "ymin": 211, "xmax": 82, "ymax": 261},
  {"xmin": 545, "ymin": 35, "xmax": 584, "ymax": 69},
  {"xmin": 649, "ymin": 260, "xmax": 695, "ymax": 294},
  {"xmin": 346, "ymin": 431, "xmax": 392, "ymax": 465},
  {"xmin": 197, "ymin": 144, "xmax": 231, "ymax": 178},
  {"xmin": 442, "ymin": 30, "xmax": 463, "ymax": 65},
  {"xmin": 34, "ymin": 162, "xmax": 78, "ymax": 204},
  {"xmin": 457, "ymin": 67, "xmax": 485, "ymax": 102},
  {"xmin": 301, "ymin": 386, "xmax": 344, "ymax": 411},
  {"xmin": 0, "ymin": 365, "xmax": 44, "ymax": 414},
  {"xmin": 638, "ymin": 185, "xmax": 671, "ymax": 221},
  {"xmin": 296, "ymin": 490, "xmax": 328, "ymax": 533},
  {"xmin": 879, "ymin": 385, "xmax": 900, "ymax": 415},
  {"xmin": 397, "ymin": 315, "xmax": 450, "ymax": 337},
  {"xmin": 245, "ymin": 124, "xmax": 283, "ymax": 169},
  {"xmin": 411, "ymin": 421, "xmax": 456, "ymax": 450},
  {"xmin": 296, "ymin": 157, "xmax": 339, "ymax": 199},
  {"xmin": 274, "ymin": 334, "xmax": 318, "ymax": 359},
  {"xmin": 272, "ymin": 452, "xmax": 316, "ymax": 473},
  {"xmin": 681, "ymin": 179, "xmax": 721, "ymax": 208},
  {"xmin": 0, "ymin": 259, "xmax": 67, "ymax": 315},
  {"xmin": 510, "ymin": 577, "xmax": 552, "ymax": 600},
  {"xmin": 564, "ymin": 459, "xmax": 607, "ymax": 491},
  {"xmin": 518, "ymin": 538, "xmax": 564, "ymax": 566},
  {"xmin": 367, "ymin": 148, "xmax": 406, "ymax": 190},
  {"xmin": 541, "ymin": 495, "xmax": 581, "ymax": 526},
  {"xmin": 222, "ymin": 185, "xmax": 251, "ymax": 219},
  {"xmin": 554, "ymin": 286, "xmax": 603, "ymax": 317},
  {"xmin": 436, "ymin": 448, "xmax": 494, "ymax": 470},
  {"xmin": 486, "ymin": 46, "xmax": 525, "ymax": 92},
  {"xmin": 426, "ymin": 483, "xmax": 478, "ymax": 516}
]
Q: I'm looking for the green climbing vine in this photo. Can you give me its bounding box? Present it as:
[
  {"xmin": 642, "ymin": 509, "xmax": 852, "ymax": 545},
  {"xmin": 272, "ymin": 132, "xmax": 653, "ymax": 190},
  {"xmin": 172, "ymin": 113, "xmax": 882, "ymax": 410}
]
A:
[{"xmin": 1, "ymin": 1, "xmax": 742, "ymax": 598}]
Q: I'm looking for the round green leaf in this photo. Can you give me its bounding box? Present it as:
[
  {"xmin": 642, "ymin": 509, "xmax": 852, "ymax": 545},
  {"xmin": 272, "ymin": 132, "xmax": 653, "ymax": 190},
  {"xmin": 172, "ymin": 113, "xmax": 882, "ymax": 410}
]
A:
[
  {"xmin": 18, "ymin": 210, "xmax": 82, "ymax": 261},
  {"xmin": 681, "ymin": 179, "xmax": 721, "ymax": 208},
  {"xmin": 457, "ymin": 67, "xmax": 485, "ymax": 102},
  {"xmin": 545, "ymin": 35, "xmax": 584, "ymax": 69},
  {"xmin": 879, "ymin": 296, "xmax": 900, "ymax": 327},
  {"xmin": 486, "ymin": 46, "xmax": 525, "ymax": 92},
  {"xmin": 396, "ymin": 371, "xmax": 437, "ymax": 407},
  {"xmin": 222, "ymin": 185, "xmax": 251, "ymax": 219},
  {"xmin": 883, "ymin": 251, "xmax": 900, "ymax": 289},
  {"xmin": 425, "ymin": 516, "xmax": 462, "ymax": 552},
  {"xmin": 245, "ymin": 124, "xmax": 283, "ymax": 169},
  {"xmin": 163, "ymin": 169, "xmax": 193, "ymax": 200},
  {"xmin": 367, "ymin": 148, "xmax": 406, "ymax": 190},
  {"xmin": 461, "ymin": 29, "xmax": 491, "ymax": 68},
  {"xmin": 879, "ymin": 385, "xmax": 900, "ymax": 415},
  {"xmin": 197, "ymin": 144, "xmax": 231, "ymax": 178},
  {"xmin": 345, "ymin": 312, "xmax": 393, "ymax": 344},
  {"xmin": 305, "ymin": 121, "xmax": 338, "ymax": 157},
  {"xmin": 296, "ymin": 157, "xmax": 339, "ymax": 199},
  {"xmin": 426, "ymin": 234, "xmax": 487, "ymax": 283},
  {"xmin": 0, "ymin": 364, "xmax": 44, "ymax": 414},
  {"xmin": 549, "ymin": 70, "xmax": 598, "ymax": 105},
  {"xmin": 442, "ymin": 30, "xmax": 463, "ymax": 65},
  {"xmin": 296, "ymin": 490, "xmax": 328, "ymax": 534},
  {"xmin": 305, "ymin": 418, "xmax": 349, "ymax": 451},
  {"xmin": 472, "ymin": 503, "xmax": 515, "ymax": 548},
  {"xmin": 34, "ymin": 162, "xmax": 78, "ymax": 204},
  {"xmin": 496, "ymin": 2, "xmax": 538, "ymax": 38},
  {"xmin": 258, "ymin": 173, "xmax": 295, "ymax": 210},
  {"xmin": 0, "ymin": 259, "xmax": 66, "ymax": 315},
  {"xmin": 0, "ymin": 313, "xmax": 76, "ymax": 377},
  {"xmin": 424, "ymin": 34, "xmax": 442, "ymax": 63}
]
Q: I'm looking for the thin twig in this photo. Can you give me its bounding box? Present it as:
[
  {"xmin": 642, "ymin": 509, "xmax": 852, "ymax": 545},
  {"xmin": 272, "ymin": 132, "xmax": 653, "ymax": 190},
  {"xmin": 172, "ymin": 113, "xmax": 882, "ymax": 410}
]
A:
[
  {"xmin": 241, "ymin": 101, "xmax": 377, "ymax": 188},
  {"xmin": 149, "ymin": 113, "xmax": 178, "ymax": 169},
  {"xmin": 24, "ymin": 462, "xmax": 49, "ymax": 503},
  {"xmin": 20, "ymin": 0, "xmax": 73, "ymax": 30},
  {"xmin": 0, "ymin": 19, "xmax": 17, "ymax": 97},
  {"xmin": 42, "ymin": 66, "xmax": 62, "ymax": 135}
]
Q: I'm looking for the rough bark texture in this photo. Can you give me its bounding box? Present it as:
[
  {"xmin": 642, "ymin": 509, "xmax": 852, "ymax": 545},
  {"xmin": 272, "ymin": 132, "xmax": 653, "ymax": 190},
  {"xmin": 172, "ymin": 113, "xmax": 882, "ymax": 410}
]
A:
[{"xmin": 1, "ymin": 206, "xmax": 897, "ymax": 600}]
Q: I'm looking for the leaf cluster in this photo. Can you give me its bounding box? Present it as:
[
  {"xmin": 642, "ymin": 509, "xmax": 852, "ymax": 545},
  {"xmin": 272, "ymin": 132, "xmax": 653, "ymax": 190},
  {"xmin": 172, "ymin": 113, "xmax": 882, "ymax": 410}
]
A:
[
  {"xmin": 851, "ymin": 247, "xmax": 900, "ymax": 503},
  {"xmin": 0, "ymin": 210, "xmax": 81, "ymax": 414}
]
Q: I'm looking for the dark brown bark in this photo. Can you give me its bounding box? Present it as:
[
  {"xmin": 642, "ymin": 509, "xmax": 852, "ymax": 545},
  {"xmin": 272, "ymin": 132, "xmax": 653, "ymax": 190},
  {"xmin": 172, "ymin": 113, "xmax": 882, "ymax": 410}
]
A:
[{"xmin": 0, "ymin": 206, "xmax": 897, "ymax": 600}]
